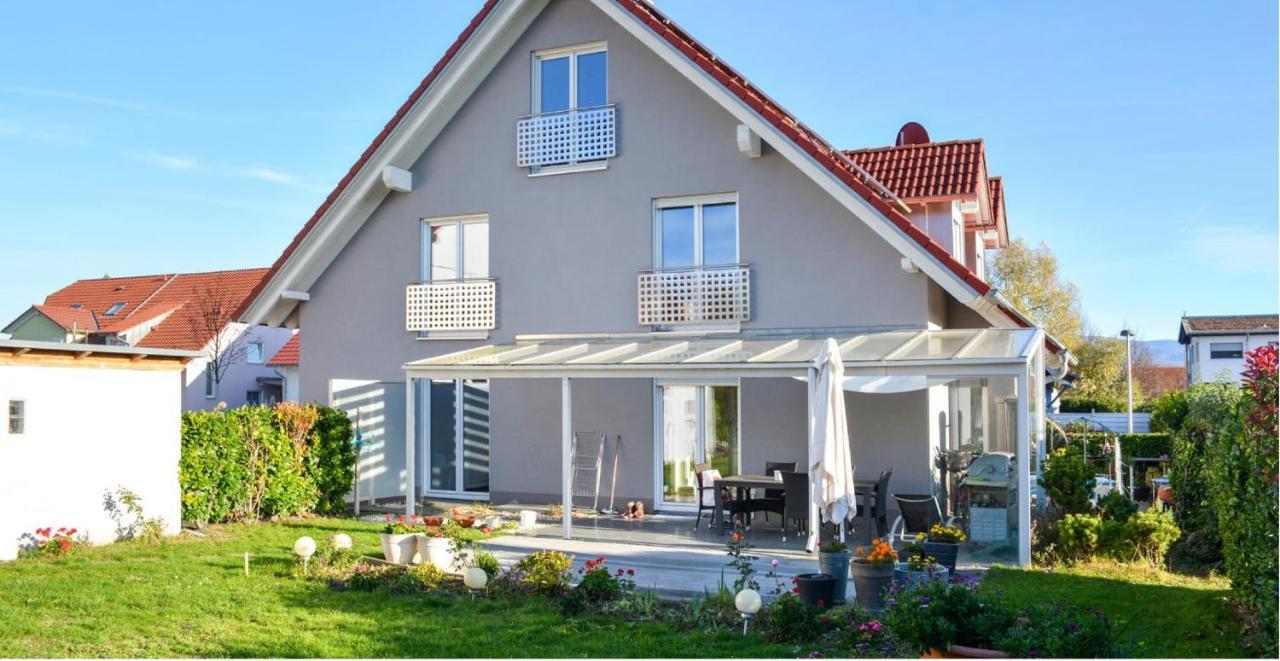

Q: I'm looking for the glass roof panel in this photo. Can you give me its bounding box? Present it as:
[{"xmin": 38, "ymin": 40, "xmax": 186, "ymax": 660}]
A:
[
  {"xmin": 894, "ymin": 330, "xmax": 979, "ymax": 361},
  {"xmin": 841, "ymin": 331, "xmax": 919, "ymax": 362},
  {"xmin": 961, "ymin": 329, "xmax": 1036, "ymax": 359}
]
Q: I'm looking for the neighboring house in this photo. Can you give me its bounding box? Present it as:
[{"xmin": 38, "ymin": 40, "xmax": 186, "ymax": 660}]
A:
[
  {"xmin": 3, "ymin": 268, "xmax": 294, "ymax": 410},
  {"xmin": 1049, "ymin": 412, "xmax": 1152, "ymax": 435},
  {"xmin": 1179, "ymin": 314, "xmax": 1278, "ymax": 386},
  {"xmin": 0, "ymin": 339, "xmax": 197, "ymax": 561},
  {"xmin": 236, "ymin": 0, "xmax": 1071, "ymax": 564},
  {"xmin": 266, "ymin": 333, "xmax": 300, "ymax": 403}
]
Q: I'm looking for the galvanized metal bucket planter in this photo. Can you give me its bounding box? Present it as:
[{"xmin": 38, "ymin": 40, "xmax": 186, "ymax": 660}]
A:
[{"xmin": 817, "ymin": 550, "xmax": 851, "ymax": 604}]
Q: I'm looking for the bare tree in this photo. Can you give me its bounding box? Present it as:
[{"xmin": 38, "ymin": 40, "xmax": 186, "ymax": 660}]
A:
[{"xmin": 185, "ymin": 277, "xmax": 249, "ymax": 396}]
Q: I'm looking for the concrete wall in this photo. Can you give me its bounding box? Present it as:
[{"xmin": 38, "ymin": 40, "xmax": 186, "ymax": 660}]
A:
[
  {"xmin": 0, "ymin": 361, "xmax": 183, "ymax": 561},
  {"xmin": 1186, "ymin": 333, "xmax": 1278, "ymax": 384},
  {"xmin": 182, "ymin": 324, "xmax": 295, "ymax": 410},
  {"xmin": 293, "ymin": 0, "xmax": 995, "ymax": 506}
]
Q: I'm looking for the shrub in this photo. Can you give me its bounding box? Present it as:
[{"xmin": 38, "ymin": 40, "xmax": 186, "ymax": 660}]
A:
[
  {"xmin": 882, "ymin": 577, "xmax": 1010, "ymax": 653},
  {"xmin": 512, "ymin": 550, "xmax": 572, "ymax": 596},
  {"xmin": 991, "ymin": 602, "xmax": 1113, "ymax": 658},
  {"xmin": 1056, "ymin": 514, "xmax": 1100, "ymax": 562},
  {"xmin": 1096, "ymin": 491, "xmax": 1138, "ymax": 523},
  {"xmin": 1149, "ymin": 389, "xmax": 1191, "ymax": 433},
  {"xmin": 180, "ymin": 410, "xmax": 251, "ymax": 526},
  {"xmin": 1041, "ymin": 448, "xmax": 1096, "ymax": 516},
  {"xmin": 1127, "ymin": 507, "xmax": 1180, "ymax": 565},
  {"xmin": 1170, "ymin": 380, "xmax": 1242, "ymax": 568},
  {"xmin": 821, "ymin": 606, "xmax": 900, "ymax": 658},
  {"xmin": 303, "ymin": 405, "xmax": 355, "ymax": 515},
  {"xmin": 473, "ymin": 550, "xmax": 501, "ymax": 578},
  {"xmin": 408, "ymin": 562, "xmax": 447, "ymax": 591},
  {"xmin": 758, "ymin": 592, "xmax": 824, "ymax": 643},
  {"xmin": 1059, "ymin": 396, "xmax": 1124, "ymax": 413}
]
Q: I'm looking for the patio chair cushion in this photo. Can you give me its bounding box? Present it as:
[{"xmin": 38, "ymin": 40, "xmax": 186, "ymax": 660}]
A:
[{"xmin": 698, "ymin": 469, "xmax": 722, "ymax": 507}]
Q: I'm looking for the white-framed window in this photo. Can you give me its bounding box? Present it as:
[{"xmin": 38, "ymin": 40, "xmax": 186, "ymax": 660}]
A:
[
  {"xmin": 205, "ymin": 370, "xmax": 217, "ymax": 399},
  {"xmin": 951, "ymin": 216, "xmax": 965, "ymax": 261},
  {"xmin": 246, "ymin": 341, "xmax": 264, "ymax": 364},
  {"xmin": 104, "ymin": 301, "xmax": 126, "ymax": 317},
  {"xmin": 1209, "ymin": 342, "xmax": 1243, "ymax": 359},
  {"xmin": 533, "ymin": 42, "xmax": 607, "ymax": 115},
  {"xmin": 246, "ymin": 390, "xmax": 261, "ymax": 406},
  {"xmin": 421, "ymin": 215, "xmax": 490, "ymax": 282},
  {"xmin": 653, "ymin": 194, "xmax": 739, "ymax": 268},
  {"xmin": 8, "ymin": 399, "xmax": 24, "ymax": 435}
]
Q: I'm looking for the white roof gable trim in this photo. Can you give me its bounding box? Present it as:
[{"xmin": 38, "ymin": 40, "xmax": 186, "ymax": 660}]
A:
[{"xmin": 241, "ymin": 0, "xmax": 1007, "ymax": 330}]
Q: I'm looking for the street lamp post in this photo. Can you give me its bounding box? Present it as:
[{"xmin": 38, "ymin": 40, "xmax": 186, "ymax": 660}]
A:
[{"xmin": 1120, "ymin": 330, "xmax": 1134, "ymax": 434}]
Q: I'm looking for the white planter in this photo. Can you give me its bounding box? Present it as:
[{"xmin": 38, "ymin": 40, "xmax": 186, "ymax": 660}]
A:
[
  {"xmin": 484, "ymin": 515, "xmax": 503, "ymax": 529},
  {"xmin": 380, "ymin": 533, "xmax": 419, "ymax": 565},
  {"xmin": 419, "ymin": 535, "xmax": 456, "ymax": 573},
  {"xmin": 519, "ymin": 510, "xmax": 539, "ymax": 529}
]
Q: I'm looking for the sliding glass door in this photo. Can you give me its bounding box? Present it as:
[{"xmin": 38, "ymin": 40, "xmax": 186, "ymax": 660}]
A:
[
  {"xmin": 657, "ymin": 383, "xmax": 738, "ymax": 509},
  {"xmin": 426, "ymin": 378, "xmax": 490, "ymax": 497}
]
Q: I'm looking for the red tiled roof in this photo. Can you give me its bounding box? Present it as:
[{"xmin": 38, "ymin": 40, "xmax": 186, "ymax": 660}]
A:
[
  {"xmin": 39, "ymin": 268, "xmax": 270, "ymax": 350},
  {"xmin": 844, "ymin": 140, "xmax": 986, "ymax": 203},
  {"xmin": 32, "ymin": 305, "xmax": 98, "ymax": 332},
  {"xmin": 267, "ymin": 333, "xmax": 300, "ymax": 366}
]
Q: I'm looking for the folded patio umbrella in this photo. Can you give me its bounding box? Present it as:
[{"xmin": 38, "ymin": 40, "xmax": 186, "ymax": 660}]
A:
[{"xmin": 807, "ymin": 338, "xmax": 857, "ymax": 552}]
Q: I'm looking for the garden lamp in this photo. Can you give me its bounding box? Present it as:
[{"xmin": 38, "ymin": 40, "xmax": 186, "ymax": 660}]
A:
[
  {"xmin": 735, "ymin": 588, "xmax": 762, "ymax": 635},
  {"xmin": 464, "ymin": 566, "xmax": 489, "ymax": 598},
  {"xmin": 293, "ymin": 536, "xmax": 316, "ymax": 575},
  {"xmin": 328, "ymin": 533, "xmax": 353, "ymax": 550}
]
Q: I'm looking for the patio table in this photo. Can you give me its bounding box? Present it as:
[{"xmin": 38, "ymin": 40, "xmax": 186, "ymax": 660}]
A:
[{"xmin": 712, "ymin": 474, "xmax": 880, "ymax": 542}]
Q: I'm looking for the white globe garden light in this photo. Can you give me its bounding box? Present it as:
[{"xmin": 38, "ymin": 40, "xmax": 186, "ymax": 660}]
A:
[
  {"xmin": 464, "ymin": 567, "xmax": 489, "ymax": 597},
  {"xmin": 735, "ymin": 588, "xmax": 762, "ymax": 634},
  {"xmin": 293, "ymin": 536, "xmax": 317, "ymax": 574},
  {"xmin": 329, "ymin": 533, "xmax": 353, "ymax": 550}
]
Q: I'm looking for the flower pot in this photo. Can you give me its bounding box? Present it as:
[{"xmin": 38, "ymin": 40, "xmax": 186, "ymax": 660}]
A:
[
  {"xmin": 418, "ymin": 535, "xmax": 455, "ymax": 573},
  {"xmin": 849, "ymin": 561, "xmax": 896, "ymax": 610},
  {"xmin": 923, "ymin": 541, "xmax": 960, "ymax": 573},
  {"xmin": 894, "ymin": 562, "xmax": 949, "ymax": 588},
  {"xmin": 484, "ymin": 515, "xmax": 502, "ymax": 529},
  {"xmin": 379, "ymin": 533, "xmax": 419, "ymax": 565},
  {"xmin": 794, "ymin": 573, "xmax": 836, "ymax": 608},
  {"xmin": 817, "ymin": 551, "xmax": 851, "ymax": 604}
]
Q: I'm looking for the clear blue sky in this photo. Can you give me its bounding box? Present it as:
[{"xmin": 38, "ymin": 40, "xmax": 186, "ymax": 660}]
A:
[{"xmin": 1, "ymin": 1, "xmax": 1275, "ymax": 341}]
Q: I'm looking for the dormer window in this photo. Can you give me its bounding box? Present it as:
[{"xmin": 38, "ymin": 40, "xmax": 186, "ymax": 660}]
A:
[
  {"xmin": 516, "ymin": 42, "xmax": 614, "ymax": 172},
  {"xmin": 104, "ymin": 301, "xmax": 126, "ymax": 317}
]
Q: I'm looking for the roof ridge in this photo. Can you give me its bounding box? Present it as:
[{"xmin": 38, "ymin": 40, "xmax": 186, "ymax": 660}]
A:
[
  {"xmin": 68, "ymin": 266, "xmax": 269, "ymax": 286},
  {"xmin": 843, "ymin": 138, "xmax": 985, "ymax": 154}
]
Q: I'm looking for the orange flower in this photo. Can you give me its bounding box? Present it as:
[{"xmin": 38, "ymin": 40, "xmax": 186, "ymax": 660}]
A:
[{"xmin": 731, "ymin": 531, "xmax": 743, "ymax": 542}]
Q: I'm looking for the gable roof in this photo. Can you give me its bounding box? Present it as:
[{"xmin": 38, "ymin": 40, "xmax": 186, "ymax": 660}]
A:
[
  {"xmin": 236, "ymin": 0, "xmax": 1063, "ymax": 356},
  {"xmin": 1179, "ymin": 314, "xmax": 1279, "ymax": 343},
  {"xmin": 843, "ymin": 139, "xmax": 986, "ymax": 203},
  {"xmin": 267, "ymin": 333, "xmax": 300, "ymax": 366},
  {"xmin": 26, "ymin": 268, "xmax": 270, "ymax": 351},
  {"xmin": 31, "ymin": 304, "xmax": 99, "ymax": 332}
]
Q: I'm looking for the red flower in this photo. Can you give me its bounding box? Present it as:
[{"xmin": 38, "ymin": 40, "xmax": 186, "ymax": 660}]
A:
[
  {"xmin": 792, "ymin": 587, "xmax": 800, "ymax": 594},
  {"xmin": 384, "ymin": 513, "xmax": 393, "ymax": 522},
  {"xmin": 626, "ymin": 568, "xmax": 634, "ymax": 576},
  {"xmin": 816, "ymin": 598, "xmax": 825, "ymax": 607}
]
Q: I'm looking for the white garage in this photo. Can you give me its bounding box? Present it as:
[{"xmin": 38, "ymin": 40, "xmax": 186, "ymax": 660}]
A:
[{"xmin": 0, "ymin": 339, "xmax": 198, "ymax": 561}]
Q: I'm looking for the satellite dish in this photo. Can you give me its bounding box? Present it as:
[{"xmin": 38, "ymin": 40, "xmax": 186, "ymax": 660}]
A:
[{"xmin": 895, "ymin": 122, "xmax": 930, "ymax": 146}]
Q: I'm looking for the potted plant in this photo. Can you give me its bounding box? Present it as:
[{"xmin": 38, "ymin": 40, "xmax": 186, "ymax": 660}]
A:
[
  {"xmin": 849, "ymin": 538, "xmax": 897, "ymax": 610},
  {"xmin": 417, "ymin": 525, "xmax": 454, "ymax": 572},
  {"xmin": 379, "ymin": 515, "xmax": 420, "ymax": 565},
  {"xmin": 816, "ymin": 539, "xmax": 852, "ymax": 604},
  {"xmin": 895, "ymin": 538, "xmax": 949, "ymax": 587},
  {"xmin": 923, "ymin": 523, "xmax": 965, "ymax": 573}
]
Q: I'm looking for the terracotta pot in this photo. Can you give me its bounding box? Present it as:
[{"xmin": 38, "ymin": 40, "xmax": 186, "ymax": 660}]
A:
[
  {"xmin": 454, "ymin": 516, "xmax": 476, "ymax": 529},
  {"xmin": 849, "ymin": 561, "xmax": 895, "ymax": 610},
  {"xmin": 379, "ymin": 533, "xmax": 419, "ymax": 565},
  {"xmin": 422, "ymin": 515, "xmax": 444, "ymax": 527}
]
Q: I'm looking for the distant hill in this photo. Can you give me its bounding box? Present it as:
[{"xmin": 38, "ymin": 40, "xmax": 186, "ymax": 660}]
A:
[{"xmin": 1141, "ymin": 339, "xmax": 1183, "ymax": 367}]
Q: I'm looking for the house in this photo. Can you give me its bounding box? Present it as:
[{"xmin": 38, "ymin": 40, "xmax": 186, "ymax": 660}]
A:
[
  {"xmin": 235, "ymin": 0, "xmax": 1071, "ymax": 565},
  {"xmin": 0, "ymin": 339, "xmax": 197, "ymax": 561},
  {"xmin": 1179, "ymin": 314, "xmax": 1278, "ymax": 385},
  {"xmin": 266, "ymin": 333, "xmax": 301, "ymax": 402},
  {"xmin": 3, "ymin": 269, "xmax": 294, "ymax": 410}
]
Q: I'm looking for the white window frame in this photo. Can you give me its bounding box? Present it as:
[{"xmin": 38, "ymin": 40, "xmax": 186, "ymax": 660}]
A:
[
  {"xmin": 204, "ymin": 368, "xmax": 217, "ymax": 399},
  {"xmin": 104, "ymin": 301, "xmax": 126, "ymax": 317},
  {"xmin": 1209, "ymin": 341, "xmax": 1244, "ymax": 359},
  {"xmin": 421, "ymin": 378, "xmax": 490, "ymax": 500},
  {"xmin": 529, "ymin": 41, "xmax": 609, "ymax": 177},
  {"xmin": 246, "ymin": 341, "xmax": 264, "ymax": 365},
  {"xmin": 652, "ymin": 193, "xmax": 740, "ymax": 268},
  {"xmin": 8, "ymin": 399, "xmax": 25, "ymax": 435},
  {"xmin": 651, "ymin": 378, "xmax": 742, "ymax": 512},
  {"xmin": 418, "ymin": 214, "xmax": 491, "ymax": 341}
]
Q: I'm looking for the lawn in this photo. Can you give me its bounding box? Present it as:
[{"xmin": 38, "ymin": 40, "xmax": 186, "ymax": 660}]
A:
[
  {"xmin": 0, "ymin": 518, "xmax": 788, "ymax": 658},
  {"xmin": 984, "ymin": 562, "xmax": 1248, "ymax": 658}
]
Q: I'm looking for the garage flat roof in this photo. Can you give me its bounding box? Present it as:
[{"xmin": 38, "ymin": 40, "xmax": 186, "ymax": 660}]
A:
[{"xmin": 0, "ymin": 339, "xmax": 200, "ymax": 366}]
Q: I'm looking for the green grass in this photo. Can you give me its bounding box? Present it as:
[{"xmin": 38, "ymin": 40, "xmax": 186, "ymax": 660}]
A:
[
  {"xmin": 984, "ymin": 561, "xmax": 1249, "ymax": 658},
  {"xmin": 0, "ymin": 518, "xmax": 788, "ymax": 658}
]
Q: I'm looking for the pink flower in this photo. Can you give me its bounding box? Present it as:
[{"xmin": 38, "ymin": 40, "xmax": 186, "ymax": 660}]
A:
[{"xmin": 771, "ymin": 559, "xmax": 779, "ymax": 568}]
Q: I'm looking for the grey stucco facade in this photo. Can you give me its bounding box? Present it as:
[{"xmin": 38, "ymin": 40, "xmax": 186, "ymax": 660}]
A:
[{"xmin": 293, "ymin": 0, "xmax": 992, "ymax": 508}]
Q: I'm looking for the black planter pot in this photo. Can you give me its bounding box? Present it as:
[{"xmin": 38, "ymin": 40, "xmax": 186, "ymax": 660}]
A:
[
  {"xmin": 923, "ymin": 541, "xmax": 960, "ymax": 573},
  {"xmin": 794, "ymin": 573, "xmax": 836, "ymax": 608}
]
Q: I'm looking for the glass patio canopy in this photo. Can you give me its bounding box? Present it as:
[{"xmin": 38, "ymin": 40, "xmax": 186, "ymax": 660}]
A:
[{"xmin": 403, "ymin": 328, "xmax": 1043, "ymax": 379}]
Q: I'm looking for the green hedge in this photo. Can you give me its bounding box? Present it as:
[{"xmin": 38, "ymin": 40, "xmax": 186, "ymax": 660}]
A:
[
  {"xmin": 1057, "ymin": 396, "xmax": 1124, "ymax": 413},
  {"xmin": 180, "ymin": 403, "xmax": 354, "ymax": 526}
]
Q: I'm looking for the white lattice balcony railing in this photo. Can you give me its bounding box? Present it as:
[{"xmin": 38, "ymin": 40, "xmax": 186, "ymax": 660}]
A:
[
  {"xmin": 515, "ymin": 104, "xmax": 616, "ymax": 168},
  {"xmin": 406, "ymin": 279, "xmax": 497, "ymax": 332},
  {"xmin": 637, "ymin": 264, "xmax": 751, "ymax": 326}
]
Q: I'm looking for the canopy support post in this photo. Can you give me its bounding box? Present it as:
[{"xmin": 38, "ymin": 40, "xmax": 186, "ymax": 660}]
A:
[
  {"xmin": 561, "ymin": 377, "xmax": 573, "ymax": 540},
  {"xmin": 1015, "ymin": 368, "xmax": 1031, "ymax": 567},
  {"xmin": 405, "ymin": 375, "xmax": 416, "ymax": 517},
  {"xmin": 806, "ymin": 365, "xmax": 819, "ymax": 552}
]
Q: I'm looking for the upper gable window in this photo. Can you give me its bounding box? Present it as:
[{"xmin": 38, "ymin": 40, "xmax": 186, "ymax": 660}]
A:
[{"xmin": 534, "ymin": 43, "xmax": 607, "ymax": 114}]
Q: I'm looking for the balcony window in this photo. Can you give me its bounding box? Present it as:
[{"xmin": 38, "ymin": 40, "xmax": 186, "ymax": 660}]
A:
[
  {"xmin": 407, "ymin": 215, "xmax": 495, "ymax": 335},
  {"xmin": 640, "ymin": 194, "xmax": 748, "ymax": 327},
  {"xmin": 517, "ymin": 43, "xmax": 613, "ymax": 171},
  {"xmin": 656, "ymin": 195, "xmax": 738, "ymax": 268}
]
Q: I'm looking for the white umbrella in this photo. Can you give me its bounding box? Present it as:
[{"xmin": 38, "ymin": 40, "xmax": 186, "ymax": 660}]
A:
[{"xmin": 807, "ymin": 338, "xmax": 857, "ymax": 552}]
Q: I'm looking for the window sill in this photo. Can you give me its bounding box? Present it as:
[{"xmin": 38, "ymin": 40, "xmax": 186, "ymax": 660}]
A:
[
  {"xmin": 416, "ymin": 331, "xmax": 491, "ymax": 341},
  {"xmin": 527, "ymin": 161, "xmax": 609, "ymax": 177}
]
